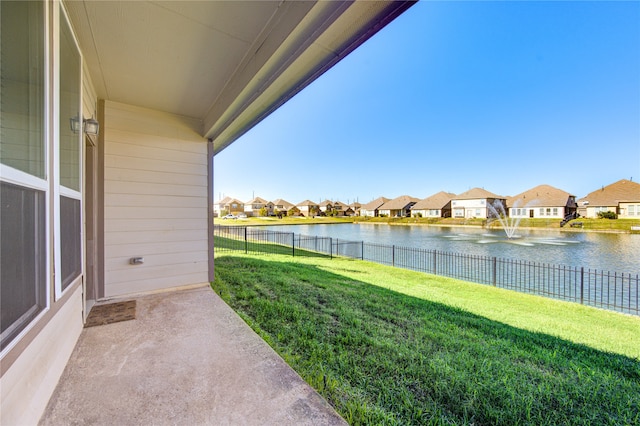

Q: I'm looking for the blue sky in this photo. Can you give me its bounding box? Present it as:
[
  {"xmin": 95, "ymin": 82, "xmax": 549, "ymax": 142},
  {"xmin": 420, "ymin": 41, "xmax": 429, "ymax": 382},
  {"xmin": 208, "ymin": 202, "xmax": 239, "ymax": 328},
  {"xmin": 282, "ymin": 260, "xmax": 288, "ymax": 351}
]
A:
[{"xmin": 214, "ymin": 1, "xmax": 640, "ymax": 205}]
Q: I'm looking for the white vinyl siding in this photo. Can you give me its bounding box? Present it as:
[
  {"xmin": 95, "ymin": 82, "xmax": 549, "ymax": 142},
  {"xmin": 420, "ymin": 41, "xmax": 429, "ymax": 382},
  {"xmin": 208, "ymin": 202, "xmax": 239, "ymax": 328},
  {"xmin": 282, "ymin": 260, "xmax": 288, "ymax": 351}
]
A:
[{"xmin": 103, "ymin": 102, "xmax": 208, "ymax": 297}]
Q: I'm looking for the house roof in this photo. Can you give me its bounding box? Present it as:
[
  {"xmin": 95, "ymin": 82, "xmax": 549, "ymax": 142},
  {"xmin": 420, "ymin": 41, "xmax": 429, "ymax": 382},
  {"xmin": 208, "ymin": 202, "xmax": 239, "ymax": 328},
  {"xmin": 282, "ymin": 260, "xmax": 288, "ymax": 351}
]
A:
[
  {"xmin": 215, "ymin": 196, "xmax": 233, "ymax": 205},
  {"xmin": 454, "ymin": 188, "xmax": 503, "ymax": 200},
  {"xmin": 412, "ymin": 192, "xmax": 456, "ymax": 210},
  {"xmin": 507, "ymin": 185, "xmax": 574, "ymax": 208},
  {"xmin": 65, "ymin": 1, "xmax": 415, "ymax": 155},
  {"xmin": 379, "ymin": 195, "xmax": 420, "ymax": 210},
  {"xmin": 226, "ymin": 198, "xmax": 244, "ymax": 206},
  {"xmin": 577, "ymin": 179, "xmax": 640, "ymax": 206},
  {"xmin": 245, "ymin": 197, "xmax": 269, "ymax": 205},
  {"xmin": 361, "ymin": 197, "xmax": 390, "ymax": 210},
  {"xmin": 319, "ymin": 200, "xmax": 333, "ymax": 207},
  {"xmin": 272, "ymin": 199, "xmax": 294, "ymax": 208},
  {"xmin": 350, "ymin": 202, "xmax": 362, "ymax": 209},
  {"xmin": 296, "ymin": 200, "xmax": 319, "ymax": 207}
]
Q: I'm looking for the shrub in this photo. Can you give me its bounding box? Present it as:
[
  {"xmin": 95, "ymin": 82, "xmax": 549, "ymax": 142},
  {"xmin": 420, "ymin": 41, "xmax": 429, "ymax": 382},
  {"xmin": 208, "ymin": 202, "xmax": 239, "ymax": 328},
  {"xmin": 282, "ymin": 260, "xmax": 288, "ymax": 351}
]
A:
[
  {"xmin": 597, "ymin": 211, "xmax": 617, "ymax": 219},
  {"xmin": 414, "ymin": 212, "xmax": 422, "ymax": 218}
]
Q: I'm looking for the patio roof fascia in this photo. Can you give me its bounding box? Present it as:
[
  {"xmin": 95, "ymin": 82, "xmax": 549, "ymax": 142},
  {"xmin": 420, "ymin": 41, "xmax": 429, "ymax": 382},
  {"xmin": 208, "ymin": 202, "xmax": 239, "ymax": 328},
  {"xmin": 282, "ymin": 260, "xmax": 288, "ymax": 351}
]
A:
[{"xmin": 206, "ymin": 0, "xmax": 416, "ymax": 155}]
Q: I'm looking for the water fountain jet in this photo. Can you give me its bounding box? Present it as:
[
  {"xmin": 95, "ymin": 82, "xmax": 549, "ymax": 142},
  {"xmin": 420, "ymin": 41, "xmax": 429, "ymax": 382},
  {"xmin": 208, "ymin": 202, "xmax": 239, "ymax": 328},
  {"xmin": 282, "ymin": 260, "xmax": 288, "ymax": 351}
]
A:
[{"xmin": 486, "ymin": 199, "xmax": 523, "ymax": 239}]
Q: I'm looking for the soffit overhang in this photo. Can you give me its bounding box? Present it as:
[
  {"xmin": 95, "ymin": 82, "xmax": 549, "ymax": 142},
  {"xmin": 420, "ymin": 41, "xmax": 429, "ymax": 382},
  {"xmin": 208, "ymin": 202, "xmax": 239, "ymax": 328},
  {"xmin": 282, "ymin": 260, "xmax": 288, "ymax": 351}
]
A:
[{"xmin": 64, "ymin": 0, "xmax": 415, "ymax": 155}]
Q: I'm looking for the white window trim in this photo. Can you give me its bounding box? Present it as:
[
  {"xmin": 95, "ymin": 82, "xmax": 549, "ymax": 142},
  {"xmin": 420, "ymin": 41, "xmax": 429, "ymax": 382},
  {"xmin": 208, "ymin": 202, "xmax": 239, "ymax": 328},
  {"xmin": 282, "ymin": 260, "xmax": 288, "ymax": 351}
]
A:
[
  {"xmin": 54, "ymin": 1, "xmax": 84, "ymax": 300},
  {"xmin": 0, "ymin": 0, "xmax": 52, "ymax": 358}
]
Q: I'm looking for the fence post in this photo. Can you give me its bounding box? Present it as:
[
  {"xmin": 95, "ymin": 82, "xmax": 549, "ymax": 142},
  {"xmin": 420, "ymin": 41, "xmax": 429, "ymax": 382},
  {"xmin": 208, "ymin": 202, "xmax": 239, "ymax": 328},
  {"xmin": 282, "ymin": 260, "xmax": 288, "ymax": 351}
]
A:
[
  {"xmin": 292, "ymin": 232, "xmax": 295, "ymax": 257},
  {"xmin": 244, "ymin": 227, "xmax": 248, "ymax": 254},
  {"xmin": 361, "ymin": 241, "xmax": 364, "ymax": 260},
  {"xmin": 492, "ymin": 257, "xmax": 497, "ymax": 286},
  {"xmin": 392, "ymin": 245, "xmax": 395, "ymax": 267},
  {"xmin": 433, "ymin": 250, "xmax": 437, "ymax": 275},
  {"xmin": 580, "ymin": 267, "xmax": 584, "ymax": 304},
  {"xmin": 330, "ymin": 237, "xmax": 333, "ymax": 259}
]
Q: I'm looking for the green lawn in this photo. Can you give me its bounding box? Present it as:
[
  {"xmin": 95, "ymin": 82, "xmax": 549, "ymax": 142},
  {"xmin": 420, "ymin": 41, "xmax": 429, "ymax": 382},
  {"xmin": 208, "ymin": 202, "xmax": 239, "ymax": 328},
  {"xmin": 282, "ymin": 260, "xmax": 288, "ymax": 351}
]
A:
[{"xmin": 212, "ymin": 253, "xmax": 640, "ymax": 425}]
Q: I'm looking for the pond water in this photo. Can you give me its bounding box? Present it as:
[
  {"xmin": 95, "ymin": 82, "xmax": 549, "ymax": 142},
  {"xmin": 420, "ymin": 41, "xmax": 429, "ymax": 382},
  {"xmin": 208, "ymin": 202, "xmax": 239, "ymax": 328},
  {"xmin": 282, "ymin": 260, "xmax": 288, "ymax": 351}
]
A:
[{"xmin": 266, "ymin": 223, "xmax": 640, "ymax": 274}]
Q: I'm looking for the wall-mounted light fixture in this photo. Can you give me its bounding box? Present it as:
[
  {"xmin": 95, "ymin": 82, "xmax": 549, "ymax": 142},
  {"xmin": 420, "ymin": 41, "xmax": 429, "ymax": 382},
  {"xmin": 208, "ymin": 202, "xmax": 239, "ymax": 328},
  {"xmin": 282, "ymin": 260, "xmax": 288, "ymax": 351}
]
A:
[
  {"xmin": 83, "ymin": 117, "xmax": 100, "ymax": 136},
  {"xmin": 70, "ymin": 117, "xmax": 81, "ymax": 133}
]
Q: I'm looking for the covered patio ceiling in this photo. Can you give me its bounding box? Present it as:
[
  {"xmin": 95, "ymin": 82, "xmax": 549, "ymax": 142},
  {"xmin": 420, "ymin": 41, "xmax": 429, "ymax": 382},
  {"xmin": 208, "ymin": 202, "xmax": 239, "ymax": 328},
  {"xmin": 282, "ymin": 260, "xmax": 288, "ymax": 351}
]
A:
[{"xmin": 65, "ymin": 0, "xmax": 415, "ymax": 154}]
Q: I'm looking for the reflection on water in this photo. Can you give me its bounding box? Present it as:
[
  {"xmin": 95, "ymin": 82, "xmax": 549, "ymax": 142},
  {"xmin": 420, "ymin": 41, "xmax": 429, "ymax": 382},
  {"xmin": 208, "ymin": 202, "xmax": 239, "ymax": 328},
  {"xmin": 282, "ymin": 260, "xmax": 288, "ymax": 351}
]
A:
[
  {"xmin": 267, "ymin": 223, "xmax": 640, "ymax": 274},
  {"xmin": 445, "ymin": 233, "xmax": 582, "ymax": 247}
]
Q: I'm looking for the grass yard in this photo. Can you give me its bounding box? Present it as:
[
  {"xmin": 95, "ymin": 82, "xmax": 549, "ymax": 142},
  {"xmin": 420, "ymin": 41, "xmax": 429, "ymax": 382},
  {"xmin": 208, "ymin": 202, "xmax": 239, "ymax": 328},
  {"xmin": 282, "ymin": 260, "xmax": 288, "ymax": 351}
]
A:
[{"xmin": 212, "ymin": 253, "xmax": 640, "ymax": 425}]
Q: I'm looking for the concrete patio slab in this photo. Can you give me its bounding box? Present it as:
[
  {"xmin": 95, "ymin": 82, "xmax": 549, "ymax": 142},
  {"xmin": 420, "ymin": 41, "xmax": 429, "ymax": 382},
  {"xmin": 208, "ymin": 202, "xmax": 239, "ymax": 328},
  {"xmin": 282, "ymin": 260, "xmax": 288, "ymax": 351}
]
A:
[{"xmin": 39, "ymin": 285, "xmax": 346, "ymax": 425}]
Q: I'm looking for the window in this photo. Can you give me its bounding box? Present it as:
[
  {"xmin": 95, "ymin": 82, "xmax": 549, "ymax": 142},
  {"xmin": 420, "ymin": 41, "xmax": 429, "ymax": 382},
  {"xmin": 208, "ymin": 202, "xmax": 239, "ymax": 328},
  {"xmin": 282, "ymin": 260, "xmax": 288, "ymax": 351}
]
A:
[
  {"xmin": 0, "ymin": 2, "xmax": 45, "ymax": 178},
  {"xmin": 1, "ymin": 0, "xmax": 47, "ymax": 351},
  {"xmin": 1, "ymin": 1, "xmax": 85, "ymax": 350},
  {"xmin": 60, "ymin": 196, "xmax": 81, "ymax": 290},
  {"xmin": 57, "ymin": 5, "xmax": 82, "ymax": 294}
]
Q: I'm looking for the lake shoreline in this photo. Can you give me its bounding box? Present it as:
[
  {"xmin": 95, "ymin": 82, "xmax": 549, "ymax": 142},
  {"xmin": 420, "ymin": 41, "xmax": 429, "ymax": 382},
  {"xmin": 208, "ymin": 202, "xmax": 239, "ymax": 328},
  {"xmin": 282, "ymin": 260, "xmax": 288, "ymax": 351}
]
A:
[{"xmin": 222, "ymin": 217, "xmax": 638, "ymax": 234}]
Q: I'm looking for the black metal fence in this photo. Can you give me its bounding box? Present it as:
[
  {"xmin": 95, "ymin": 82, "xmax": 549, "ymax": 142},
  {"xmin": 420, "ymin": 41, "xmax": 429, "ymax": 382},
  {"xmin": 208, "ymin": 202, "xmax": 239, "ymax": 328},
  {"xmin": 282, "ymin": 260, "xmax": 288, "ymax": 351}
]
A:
[{"xmin": 214, "ymin": 225, "xmax": 639, "ymax": 316}]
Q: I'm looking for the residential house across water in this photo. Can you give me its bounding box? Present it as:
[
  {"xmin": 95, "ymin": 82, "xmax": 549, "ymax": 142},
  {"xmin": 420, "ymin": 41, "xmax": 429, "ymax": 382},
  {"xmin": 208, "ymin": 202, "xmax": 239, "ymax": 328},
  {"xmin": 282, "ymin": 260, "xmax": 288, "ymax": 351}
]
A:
[
  {"xmin": 378, "ymin": 195, "xmax": 420, "ymax": 217},
  {"xmin": 451, "ymin": 188, "xmax": 506, "ymax": 219},
  {"xmin": 354, "ymin": 197, "xmax": 389, "ymax": 217},
  {"xmin": 577, "ymin": 179, "xmax": 640, "ymax": 219},
  {"xmin": 507, "ymin": 184, "xmax": 577, "ymax": 219},
  {"xmin": 411, "ymin": 191, "xmax": 456, "ymax": 218},
  {"xmin": 296, "ymin": 200, "xmax": 320, "ymax": 217},
  {"xmin": 244, "ymin": 197, "xmax": 272, "ymax": 217}
]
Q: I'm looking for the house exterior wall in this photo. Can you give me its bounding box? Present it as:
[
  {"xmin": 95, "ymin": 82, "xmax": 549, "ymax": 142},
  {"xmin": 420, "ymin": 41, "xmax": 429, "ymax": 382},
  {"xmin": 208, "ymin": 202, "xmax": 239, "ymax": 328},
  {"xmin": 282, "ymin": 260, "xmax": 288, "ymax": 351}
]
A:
[
  {"xmin": 413, "ymin": 209, "xmax": 441, "ymax": 217},
  {"xmin": 452, "ymin": 199, "xmax": 489, "ymax": 218},
  {"xmin": 298, "ymin": 206, "xmax": 311, "ymax": 216},
  {"xmin": 1, "ymin": 287, "xmax": 83, "ymax": 426},
  {"xmin": 534, "ymin": 207, "xmax": 564, "ymax": 219},
  {"xmin": 584, "ymin": 205, "xmax": 618, "ymax": 218},
  {"xmin": 619, "ymin": 202, "xmax": 640, "ymax": 218},
  {"xmin": 227, "ymin": 202, "xmax": 244, "ymax": 215},
  {"xmin": 510, "ymin": 207, "xmax": 565, "ymax": 219},
  {"xmin": 244, "ymin": 204, "xmax": 263, "ymax": 216},
  {"xmin": 103, "ymin": 101, "xmax": 209, "ymax": 297}
]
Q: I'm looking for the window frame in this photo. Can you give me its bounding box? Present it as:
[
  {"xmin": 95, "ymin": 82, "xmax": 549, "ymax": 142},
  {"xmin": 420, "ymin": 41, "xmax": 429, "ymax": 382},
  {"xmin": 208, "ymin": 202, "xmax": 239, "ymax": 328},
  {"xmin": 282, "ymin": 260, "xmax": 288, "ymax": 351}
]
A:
[
  {"xmin": 53, "ymin": 2, "xmax": 83, "ymax": 300},
  {"xmin": 0, "ymin": 0, "xmax": 51, "ymax": 356}
]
